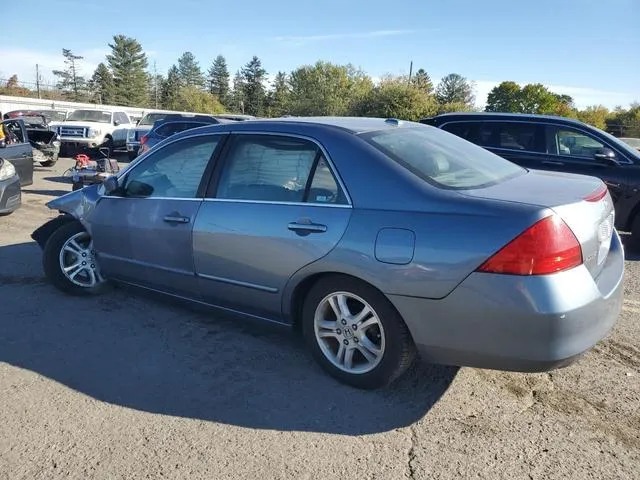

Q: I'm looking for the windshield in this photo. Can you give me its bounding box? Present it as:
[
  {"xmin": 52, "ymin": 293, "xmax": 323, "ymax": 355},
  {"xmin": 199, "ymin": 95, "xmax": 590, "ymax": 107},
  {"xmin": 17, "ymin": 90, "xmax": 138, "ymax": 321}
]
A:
[
  {"xmin": 66, "ymin": 110, "xmax": 112, "ymax": 123},
  {"xmin": 138, "ymin": 113, "xmax": 168, "ymax": 126},
  {"xmin": 37, "ymin": 110, "xmax": 67, "ymax": 122},
  {"xmin": 620, "ymin": 137, "xmax": 640, "ymax": 149},
  {"xmin": 362, "ymin": 125, "xmax": 525, "ymax": 190}
]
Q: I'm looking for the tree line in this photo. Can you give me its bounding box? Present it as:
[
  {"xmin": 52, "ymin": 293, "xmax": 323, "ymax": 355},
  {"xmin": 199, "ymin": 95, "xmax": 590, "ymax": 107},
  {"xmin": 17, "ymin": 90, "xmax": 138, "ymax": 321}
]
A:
[{"xmin": 0, "ymin": 34, "xmax": 638, "ymax": 137}]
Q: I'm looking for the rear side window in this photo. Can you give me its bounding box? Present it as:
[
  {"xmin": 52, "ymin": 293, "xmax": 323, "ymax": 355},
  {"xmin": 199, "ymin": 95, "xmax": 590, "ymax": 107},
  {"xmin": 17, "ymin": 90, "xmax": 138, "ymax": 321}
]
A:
[
  {"xmin": 156, "ymin": 122, "xmax": 210, "ymax": 138},
  {"xmin": 362, "ymin": 126, "xmax": 525, "ymax": 190},
  {"xmin": 477, "ymin": 122, "xmax": 544, "ymax": 152},
  {"xmin": 115, "ymin": 112, "xmax": 130, "ymax": 125},
  {"xmin": 441, "ymin": 122, "xmax": 479, "ymax": 142}
]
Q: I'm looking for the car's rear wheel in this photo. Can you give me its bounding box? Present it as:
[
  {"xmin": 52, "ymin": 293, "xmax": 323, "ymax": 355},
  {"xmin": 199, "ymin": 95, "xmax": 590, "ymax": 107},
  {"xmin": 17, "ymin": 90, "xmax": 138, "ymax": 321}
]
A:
[
  {"xmin": 302, "ymin": 275, "xmax": 416, "ymax": 389},
  {"xmin": 40, "ymin": 159, "xmax": 57, "ymax": 167},
  {"xmin": 128, "ymin": 151, "xmax": 137, "ymax": 161},
  {"xmin": 43, "ymin": 221, "xmax": 108, "ymax": 296}
]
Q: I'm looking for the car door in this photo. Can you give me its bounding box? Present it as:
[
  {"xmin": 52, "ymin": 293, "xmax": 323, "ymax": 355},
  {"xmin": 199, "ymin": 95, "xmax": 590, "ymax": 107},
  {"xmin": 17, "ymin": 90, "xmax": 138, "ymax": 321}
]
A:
[
  {"xmin": 542, "ymin": 125, "xmax": 628, "ymax": 204},
  {"xmin": 192, "ymin": 133, "xmax": 352, "ymax": 321},
  {"xmin": 1, "ymin": 119, "xmax": 33, "ymax": 186},
  {"xmin": 112, "ymin": 112, "xmax": 130, "ymax": 146},
  {"xmin": 89, "ymin": 133, "xmax": 225, "ymax": 298}
]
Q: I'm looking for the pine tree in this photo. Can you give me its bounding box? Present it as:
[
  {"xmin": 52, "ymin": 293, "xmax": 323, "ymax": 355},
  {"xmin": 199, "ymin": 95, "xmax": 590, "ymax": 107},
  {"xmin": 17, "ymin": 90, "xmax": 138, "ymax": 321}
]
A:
[
  {"xmin": 161, "ymin": 66, "xmax": 182, "ymax": 110},
  {"xmin": 89, "ymin": 63, "xmax": 114, "ymax": 104},
  {"xmin": 106, "ymin": 35, "xmax": 149, "ymax": 107},
  {"xmin": 435, "ymin": 73, "xmax": 475, "ymax": 106},
  {"xmin": 177, "ymin": 52, "xmax": 205, "ymax": 89},
  {"xmin": 412, "ymin": 68, "xmax": 433, "ymax": 95},
  {"xmin": 52, "ymin": 49, "xmax": 88, "ymax": 101},
  {"xmin": 266, "ymin": 71, "xmax": 290, "ymax": 117},
  {"xmin": 241, "ymin": 56, "xmax": 267, "ymax": 116},
  {"xmin": 231, "ymin": 70, "xmax": 245, "ymax": 113},
  {"xmin": 208, "ymin": 55, "xmax": 231, "ymax": 108}
]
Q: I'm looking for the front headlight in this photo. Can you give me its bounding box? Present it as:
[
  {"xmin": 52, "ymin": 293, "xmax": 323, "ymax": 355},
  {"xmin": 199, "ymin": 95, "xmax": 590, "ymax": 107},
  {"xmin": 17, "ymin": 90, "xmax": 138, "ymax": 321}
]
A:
[
  {"xmin": 0, "ymin": 160, "xmax": 16, "ymax": 181},
  {"xmin": 127, "ymin": 130, "xmax": 135, "ymax": 140},
  {"xmin": 88, "ymin": 128, "xmax": 102, "ymax": 138}
]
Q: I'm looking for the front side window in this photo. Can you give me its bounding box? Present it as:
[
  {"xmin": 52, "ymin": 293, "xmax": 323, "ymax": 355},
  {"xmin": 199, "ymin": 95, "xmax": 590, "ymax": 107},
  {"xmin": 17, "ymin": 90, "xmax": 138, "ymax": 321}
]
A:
[
  {"xmin": 363, "ymin": 125, "xmax": 525, "ymax": 190},
  {"xmin": 2, "ymin": 121, "xmax": 25, "ymax": 144},
  {"xmin": 119, "ymin": 135, "xmax": 221, "ymax": 198},
  {"xmin": 115, "ymin": 112, "xmax": 130, "ymax": 125},
  {"xmin": 554, "ymin": 128, "xmax": 605, "ymax": 158},
  {"xmin": 216, "ymin": 135, "xmax": 346, "ymax": 204}
]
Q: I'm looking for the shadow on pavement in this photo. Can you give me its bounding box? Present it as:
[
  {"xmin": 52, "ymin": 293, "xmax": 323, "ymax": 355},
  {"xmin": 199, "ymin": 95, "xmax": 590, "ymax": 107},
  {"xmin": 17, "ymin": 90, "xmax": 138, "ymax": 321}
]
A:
[
  {"xmin": 21, "ymin": 188, "xmax": 70, "ymax": 198},
  {"xmin": 0, "ymin": 241, "xmax": 458, "ymax": 435},
  {"xmin": 621, "ymin": 233, "xmax": 639, "ymax": 261}
]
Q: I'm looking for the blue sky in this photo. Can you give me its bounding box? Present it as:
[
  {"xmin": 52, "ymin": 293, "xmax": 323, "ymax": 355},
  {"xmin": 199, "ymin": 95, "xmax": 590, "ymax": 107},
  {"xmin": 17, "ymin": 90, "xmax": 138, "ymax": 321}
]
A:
[{"xmin": 2, "ymin": 0, "xmax": 639, "ymax": 108}]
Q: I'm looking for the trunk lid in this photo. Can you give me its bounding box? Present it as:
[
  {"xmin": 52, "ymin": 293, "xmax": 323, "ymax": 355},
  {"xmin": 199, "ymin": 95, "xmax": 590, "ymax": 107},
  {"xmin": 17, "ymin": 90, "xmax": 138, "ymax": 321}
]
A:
[{"xmin": 459, "ymin": 169, "xmax": 615, "ymax": 279}]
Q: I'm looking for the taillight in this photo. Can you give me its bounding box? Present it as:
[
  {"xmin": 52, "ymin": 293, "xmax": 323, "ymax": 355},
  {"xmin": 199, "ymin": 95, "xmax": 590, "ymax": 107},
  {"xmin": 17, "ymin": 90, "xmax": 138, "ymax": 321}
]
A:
[
  {"xmin": 477, "ymin": 215, "xmax": 582, "ymax": 275},
  {"xmin": 583, "ymin": 183, "xmax": 608, "ymax": 202}
]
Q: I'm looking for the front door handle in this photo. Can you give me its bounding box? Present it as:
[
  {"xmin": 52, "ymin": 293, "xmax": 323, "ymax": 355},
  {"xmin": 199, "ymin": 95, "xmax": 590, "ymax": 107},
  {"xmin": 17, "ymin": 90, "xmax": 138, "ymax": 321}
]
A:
[
  {"xmin": 163, "ymin": 215, "xmax": 190, "ymax": 224},
  {"xmin": 288, "ymin": 221, "xmax": 327, "ymax": 234}
]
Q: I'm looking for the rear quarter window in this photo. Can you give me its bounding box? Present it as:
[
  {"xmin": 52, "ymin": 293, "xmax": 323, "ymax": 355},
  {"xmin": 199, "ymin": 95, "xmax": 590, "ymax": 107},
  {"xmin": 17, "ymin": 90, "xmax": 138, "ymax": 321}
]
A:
[{"xmin": 362, "ymin": 125, "xmax": 525, "ymax": 190}]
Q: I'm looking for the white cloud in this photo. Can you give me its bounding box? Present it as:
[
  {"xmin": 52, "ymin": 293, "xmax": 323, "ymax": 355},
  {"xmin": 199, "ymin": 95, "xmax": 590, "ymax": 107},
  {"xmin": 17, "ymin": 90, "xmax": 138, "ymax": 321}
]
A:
[
  {"xmin": 0, "ymin": 47, "xmax": 109, "ymax": 88},
  {"xmin": 472, "ymin": 80, "xmax": 638, "ymax": 110},
  {"xmin": 272, "ymin": 30, "xmax": 417, "ymax": 47}
]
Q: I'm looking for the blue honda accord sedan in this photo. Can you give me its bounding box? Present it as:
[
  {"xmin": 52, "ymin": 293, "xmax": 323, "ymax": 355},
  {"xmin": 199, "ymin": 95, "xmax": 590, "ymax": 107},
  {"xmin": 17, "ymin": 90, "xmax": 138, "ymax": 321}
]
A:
[{"xmin": 32, "ymin": 117, "xmax": 624, "ymax": 389}]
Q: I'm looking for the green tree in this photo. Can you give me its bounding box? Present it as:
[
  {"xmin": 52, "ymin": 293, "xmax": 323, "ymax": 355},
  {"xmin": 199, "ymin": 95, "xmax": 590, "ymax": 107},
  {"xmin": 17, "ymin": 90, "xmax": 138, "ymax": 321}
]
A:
[
  {"xmin": 485, "ymin": 81, "xmax": 522, "ymax": 112},
  {"xmin": 576, "ymin": 106, "xmax": 610, "ymax": 130},
  {"xmin": 352, "ymin": 78, "xmax": 437, "ymax": 120},
  {"xmin": 107, "ymin": 35, "xmax": 149, "ymax": 106},
  {"xmin": 518, "ymin": 83, "xmax": 559, "ymax": 114},
  {"xmin": 53, "ymin": 48, "xmax": 88, "ymax": 101},
  {"xmin": 607, "ymin": 104, "xmax": 640, "ymax": 137},
  {"xmin": 231, "ymin": 70, "xmax": 245, "ymax": 113},
  {"xmin": 241, "ymin": 56, "xmax": 267, "ymax": 116},
  {"xmin": 161, "ymin": 65, "xmax": 182, "ymax": 110},
  {"xmin": 177, "ymin": 51, "xmax": 205, "ymax": 89},
  {"xmin": 266, "ymin": 71, "xmax": 291, "ymax": 117},
  {"xmin": 173, "ymin": 86, "xmax": 225, "ymax": 114},
  {"xmin": 89, "ymin": 63, "xmax": 114, "ymax": 104},
  {"xmin": 411, "ymin": 68, "xmax": 433, "ymax": 95},
  {"xmin": 148, "ymin": 73, "xmax": 165, "ymax": 109},
  {"xmin": 435, "ymin": 73, "xmax": 475, "ymax": 106},
  {"xmin": 208, "ymin": 55, "xmax": 231, "ymax": 108},
  {"xmin": 288, "ymin": 61, "xmax": 373, "ymax": 116}
]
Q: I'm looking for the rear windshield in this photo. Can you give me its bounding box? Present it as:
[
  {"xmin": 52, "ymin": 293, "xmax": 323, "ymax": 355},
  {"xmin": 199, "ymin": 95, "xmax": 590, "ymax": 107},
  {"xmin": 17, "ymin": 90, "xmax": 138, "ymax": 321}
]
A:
[
  {"xmin": 139, "ymin": 113, "xmax": 168, "ymax": 126},
  {"xmin": 362, "ymin": 125, "xmax": 525, "ymax": 189}
]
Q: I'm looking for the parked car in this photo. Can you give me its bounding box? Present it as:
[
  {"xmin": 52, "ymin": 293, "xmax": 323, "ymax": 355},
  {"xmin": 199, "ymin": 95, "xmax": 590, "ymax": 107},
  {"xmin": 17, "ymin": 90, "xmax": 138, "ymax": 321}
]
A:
[
  {"xmin": 137, "ymin": 114, "xmax": 231, "ymax": 155},
  {"xmin": 4, "ymin": 108, "xmax": 68, "ymax": 124},
  {"xmin": 620, "ymin": 137, "xmax": 640, "ymax": 151},
  {"xmin": 53, "ymin": 109, "xmax": 133, "ymax": 156},
  {"xmin": 1, "ymin": 118, "xmax": 38, "ymax": 186},
  {"xmin": 4, "ymin": 113, "xmax": 61, "ymax": 166},
  {"xmin": 31, "ymin": 117, "xmax": 624, "ymax": 389},
  {"xmin": 421, "ymin": 113, "xmax": 640, "ymax": 248},
  {"xmin": 126, "ymin": 111, "xmax": 173, "ymax": 161},
  {"xmin": 0, "ymin": 157, "xmax": 21, "ymax": 214}
]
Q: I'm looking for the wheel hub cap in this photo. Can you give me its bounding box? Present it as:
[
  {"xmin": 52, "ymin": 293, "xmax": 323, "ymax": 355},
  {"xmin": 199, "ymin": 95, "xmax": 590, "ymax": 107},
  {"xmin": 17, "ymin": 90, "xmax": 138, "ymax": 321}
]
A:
[{"xmin": 59, "ymin": 232, "xmax": 104, "ymax": 288}]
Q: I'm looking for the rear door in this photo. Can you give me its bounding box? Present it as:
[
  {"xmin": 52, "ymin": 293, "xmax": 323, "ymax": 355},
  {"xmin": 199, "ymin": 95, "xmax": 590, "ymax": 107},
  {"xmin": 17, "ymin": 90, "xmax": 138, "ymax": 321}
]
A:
[
  {"xmin": 1, "ymin": 119, "xmax": 33, "ymax": 186},
  {"xmin": 89, "ymin": 133, "xmax": 225, "ymax": 298},
  {"xmin": 193, "ymin": 133, "xmax": 352, "ymax": 320}
]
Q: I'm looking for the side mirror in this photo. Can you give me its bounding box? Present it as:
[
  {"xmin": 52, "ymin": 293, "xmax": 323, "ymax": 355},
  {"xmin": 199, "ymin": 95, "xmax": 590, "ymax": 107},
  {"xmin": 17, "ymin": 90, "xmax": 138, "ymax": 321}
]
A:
[
  {"xmin": 114, "ymin": 120, "xmax": 121, "ymax": 127},
  {"xmin": 0, "ymin": 139, "xmax": 5, "ymax": 148},
  {"xmin": 594, "ymin": 148, "xmax": 618, "ymax": 165},
  {"xmin": 103, "ymin": 175, "xmax": 119, "ymax": 194}
]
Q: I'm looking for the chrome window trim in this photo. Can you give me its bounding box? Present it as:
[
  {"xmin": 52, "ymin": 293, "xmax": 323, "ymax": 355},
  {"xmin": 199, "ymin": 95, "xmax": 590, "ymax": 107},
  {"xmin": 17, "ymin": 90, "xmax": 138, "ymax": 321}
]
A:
[
  {"xmin": 438, "ymin": 119, "xmax": 634, "ymax": 165},
  {"xmin": 203, "ymin": 198, "xmax": 351, "ymax": 209},
  {"xmin": 222, "ymin": 130, "xmax": 353, "ymax": 207}
]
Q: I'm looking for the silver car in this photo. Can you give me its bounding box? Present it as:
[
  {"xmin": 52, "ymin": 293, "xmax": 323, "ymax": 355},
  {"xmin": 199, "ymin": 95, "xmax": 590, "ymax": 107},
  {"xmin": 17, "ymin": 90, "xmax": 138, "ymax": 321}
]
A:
[{"xmin": 32, "ymin": 117, "xmax": 625, "ymax": 389}]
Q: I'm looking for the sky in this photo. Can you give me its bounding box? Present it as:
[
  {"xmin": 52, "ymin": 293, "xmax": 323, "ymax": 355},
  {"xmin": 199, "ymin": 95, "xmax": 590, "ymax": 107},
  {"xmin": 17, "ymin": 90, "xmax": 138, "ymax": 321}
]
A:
[{"xmin": 2, "ymin": 0, "xmax": 639, "ymax": 109}]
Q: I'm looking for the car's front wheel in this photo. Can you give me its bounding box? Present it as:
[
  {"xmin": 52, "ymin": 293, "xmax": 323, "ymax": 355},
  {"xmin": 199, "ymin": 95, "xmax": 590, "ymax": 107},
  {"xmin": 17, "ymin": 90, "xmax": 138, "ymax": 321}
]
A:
[
  {"xmin": 43, "ymin": 221, "xmax": 108, "ymax": 296},
  {"xmin": 302, "ymin": 275, "xmax": 416, "ymax": 389}
]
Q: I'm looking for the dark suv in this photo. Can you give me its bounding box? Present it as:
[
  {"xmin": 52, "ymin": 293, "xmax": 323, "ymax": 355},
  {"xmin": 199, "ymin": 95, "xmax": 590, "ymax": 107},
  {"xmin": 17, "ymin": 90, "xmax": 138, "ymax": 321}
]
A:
[{"xmin": 421, "ymin": 112, "xmax": 640, "ymax": 248}]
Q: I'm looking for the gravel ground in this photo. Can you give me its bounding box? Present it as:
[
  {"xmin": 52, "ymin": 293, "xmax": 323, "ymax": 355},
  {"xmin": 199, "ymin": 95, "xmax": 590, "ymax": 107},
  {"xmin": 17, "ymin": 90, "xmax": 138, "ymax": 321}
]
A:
[{"xmin": 0, "ymin": 157, "xmax": 639, "ymax": 480}]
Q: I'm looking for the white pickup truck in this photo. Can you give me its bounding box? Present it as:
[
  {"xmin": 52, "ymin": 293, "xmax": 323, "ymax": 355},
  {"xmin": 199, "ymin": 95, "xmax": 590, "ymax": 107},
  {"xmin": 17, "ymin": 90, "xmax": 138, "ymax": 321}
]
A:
[{"xmin": 52, "ymin": 109, "xmax": 133, "ymax": 156}]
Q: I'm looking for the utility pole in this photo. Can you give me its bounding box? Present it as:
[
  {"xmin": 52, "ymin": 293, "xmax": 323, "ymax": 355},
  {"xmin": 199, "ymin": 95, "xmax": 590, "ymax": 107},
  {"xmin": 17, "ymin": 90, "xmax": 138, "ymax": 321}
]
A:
[
  {"xmin": 408, "ymin": 61, "xmax": 413, "ymax": 83},
  {"xmin": 36, "ymin": 64, "xmax": 41, "ymax": 98}
]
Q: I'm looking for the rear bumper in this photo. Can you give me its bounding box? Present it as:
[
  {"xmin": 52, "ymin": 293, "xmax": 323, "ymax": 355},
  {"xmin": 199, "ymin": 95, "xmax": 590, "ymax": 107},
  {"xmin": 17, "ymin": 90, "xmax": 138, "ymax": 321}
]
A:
[
  {"xmin": 389, "ymin": 230, "xmax": 625, "ymax": 372},
  {"xmin": 0, "ymin": 175, "xmax": 22, "ymax": 214}
]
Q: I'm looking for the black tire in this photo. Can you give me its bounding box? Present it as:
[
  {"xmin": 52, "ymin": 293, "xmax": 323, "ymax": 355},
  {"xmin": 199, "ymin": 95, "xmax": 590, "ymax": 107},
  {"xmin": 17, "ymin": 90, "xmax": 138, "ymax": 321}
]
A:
[
  {"xmin": 128, "ymin": 151, "xmax": 138, "ymax": 161},
  {"xmin": 40, "ymin": 160, "xmax": 57, "ymax": 167},
  {"xmin": 630, "ymin": 214, "xmax": 640, "ymax": 252},
  {"xmin": 302, "ymin": 275, "xmax": 416, "ymax": 389},
  {"xmin": 102, "ymin": 137, "xmax": 114, "ymax": 158},
  {"xmin": 43, "ymin": 221, "xmax": 109, "ymax": 296},
  {"xmin": 72, "ymin": 182, "xmax": 83, "ymax": 191}
]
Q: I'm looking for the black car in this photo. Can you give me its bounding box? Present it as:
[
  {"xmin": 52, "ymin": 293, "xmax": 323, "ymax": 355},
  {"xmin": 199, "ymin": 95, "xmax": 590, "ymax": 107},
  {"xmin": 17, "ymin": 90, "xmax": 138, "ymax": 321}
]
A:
[
  {"xmin": 138, "ymin": 114, "xmax": 232, "ymax": 155},
  {"xmin": 421, "ymin": 112, "xmax": 640, "ymax": 248}
]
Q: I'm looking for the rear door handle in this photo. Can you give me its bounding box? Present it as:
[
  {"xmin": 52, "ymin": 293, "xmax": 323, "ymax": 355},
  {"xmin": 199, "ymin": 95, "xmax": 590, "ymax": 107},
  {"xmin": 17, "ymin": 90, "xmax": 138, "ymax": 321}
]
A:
[
  {"xmin": 288, "ymin": 222, "xmax": 327, "ymax": 234},
  {"xmin": 163, "ymin": 215, "xmax": 190, "ymax": 224}
]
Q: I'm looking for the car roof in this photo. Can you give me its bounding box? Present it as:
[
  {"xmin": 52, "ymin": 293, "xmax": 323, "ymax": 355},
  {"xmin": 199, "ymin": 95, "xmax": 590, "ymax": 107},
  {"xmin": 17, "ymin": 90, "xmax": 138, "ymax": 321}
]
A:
[{"xmin": 424, "ymin": 111, "xmax": 590, "ymax": 127}]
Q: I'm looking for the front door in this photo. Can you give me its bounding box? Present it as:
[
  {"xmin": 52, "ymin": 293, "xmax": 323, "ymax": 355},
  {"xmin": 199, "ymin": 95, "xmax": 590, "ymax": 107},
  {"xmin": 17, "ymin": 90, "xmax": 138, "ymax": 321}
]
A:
[
  {"xmin": 90, "ymin": 133, "xmax": 224, "ymax": 297},
  {"xmin": 193, "ymin": 133, "xmax": 352, "ymax": 321},
  {"xmin": 1, "ymin": 119, "xmax": 33, "ymax": 186}
]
